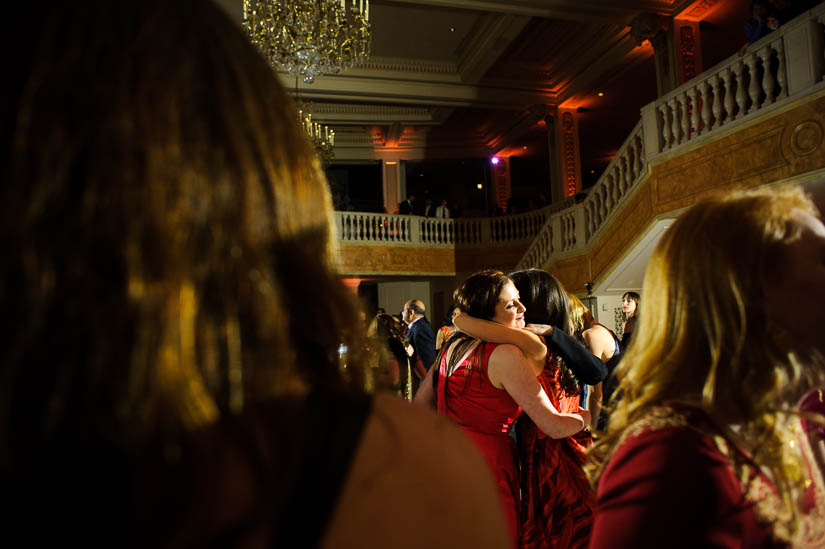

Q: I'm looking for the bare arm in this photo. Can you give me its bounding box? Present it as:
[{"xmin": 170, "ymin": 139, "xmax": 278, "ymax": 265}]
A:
[
  {"xmin": 435, "ymin": 328, "xmax": 445, "ymax": 351},
  {"xmin": 413, "ymin": 366, "xmax": 436, "ymax": 409},
  {"xmin": 454, "ymin": 313, "xmax": 547, "ymax": 363},
  {"xmin": 487, "ymin": 344, "xmax": 588, "ymax": 438},
  {"xmin": 587, "ymin": 382, "xmax": 603, "ymax": 432},
  {"xmin": 583, "ymin": 326, "xmax": 615, "ymax": 363}
]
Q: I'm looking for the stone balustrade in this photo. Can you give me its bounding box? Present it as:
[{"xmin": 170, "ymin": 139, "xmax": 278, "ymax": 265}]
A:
[{"xmin": 334, "ymin": 206, "xmax": 554, "ymax": 248}]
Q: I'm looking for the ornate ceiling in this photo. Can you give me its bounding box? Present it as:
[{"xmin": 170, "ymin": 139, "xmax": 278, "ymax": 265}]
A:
[{"xmin": 216, "ymin": 0, "xmax": 736, "ymax": 164}]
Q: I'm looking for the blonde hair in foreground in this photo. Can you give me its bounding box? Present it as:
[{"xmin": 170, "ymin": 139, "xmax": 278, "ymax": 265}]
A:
[{"xmin": 587, "ymin": 185, "xmax": 822, "ymax": 536}]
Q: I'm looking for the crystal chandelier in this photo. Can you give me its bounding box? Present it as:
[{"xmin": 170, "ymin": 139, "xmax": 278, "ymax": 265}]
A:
[
  {"xmin": 243, "ymin": 0, "xmax": 372, "ymax": 85},
  {"xmin": 297, "ymin": 101, "xmax": 335, "ymax": 163}
]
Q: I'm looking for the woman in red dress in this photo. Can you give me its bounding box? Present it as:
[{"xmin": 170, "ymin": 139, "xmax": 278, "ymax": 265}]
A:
[
  {"xmin": 415, "ymin": 270, "xmax": 591, "ymax": 548},
  {"xmin": 587, "ymin": 186, "xmax": 825, "ymax": 548},
  {"xmin": 455, "ymin": 270, "xmax": 608, "ymax": 548}
]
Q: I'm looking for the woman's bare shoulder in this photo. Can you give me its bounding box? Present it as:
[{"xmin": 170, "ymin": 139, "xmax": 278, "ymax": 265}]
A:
[{"xmin": 322, "ymin": 392, "xmax": 510, "ymax": 549}]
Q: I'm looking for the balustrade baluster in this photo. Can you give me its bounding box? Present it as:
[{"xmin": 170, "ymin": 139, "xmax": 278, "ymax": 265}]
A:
[
  {"xmin": 759, "ymin": 45, "xmax": 776, "ymax": 104},
  {"xmin": 775, "ymin": 40, "xmax": 788, "ymax": 97},
  {"xmin": 699, "ymin": 81, "xmax": 712, "ymax": 134},
  {"xmin": 722, "ymin": 67, "xmax": 735, "ymax": 123},
  {"xmin": 679, "ymin": 93, "xmax": 690, "ymax": 144},
  {"xmin": 584, "ymin": 202, "xmax": 592, "ymax": 241},
  {"xmin": 710, "ymin": 74, "xmax": 723, "ymax": 130},
  {"xmin": 687, "ymin": 88, "xmax": 700, "ymax": 139},
  {"xmin": 745, "ymin": 53, "xmax": 760, "ymax": 114},
  {"xmin": 659, "ymin": 104, "xmax": 672, "ymax": 149},
  {"xmin": 634, "ymin": 134, "xmax": 643, "ymax": 176},
  {"xmin": 623, "ymin": 153, "xmax": 633, "ymax": 193},
  {"xmin": 667, "ymin": 97, "xmax": 680, "ymax": 145},
  {"xmin": 733, "ymin": 61, "xmax": 747, "ymax": 120},
  {"xmin": 603, "ymin": 177, "xmax": 614, "ymax": 213},
  {"xmin": 599, "ymin": 186, "xmax": 607, "ymax": 225}
]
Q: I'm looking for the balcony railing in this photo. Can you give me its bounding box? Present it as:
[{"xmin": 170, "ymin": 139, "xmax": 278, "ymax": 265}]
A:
[{"xmin": 334, "ymin": 202, "xmax": 568, "ymax": 248}]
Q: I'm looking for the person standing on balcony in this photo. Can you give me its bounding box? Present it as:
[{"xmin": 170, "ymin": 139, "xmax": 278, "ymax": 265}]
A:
[
  {"xmin": 436, "ymin": 199, "xmax": 451, "ymax": 218},
  {"xmin": 423, "ymin": 197, "xmax": 435, "ymax": 217},
  {"xmin": 587, "ymin": 186, "xmax": 825, "ymax": 548},
  {"xmin": 403, "ymin": 299, "xmax": 436, "ymax": 390},
  {"xmin": 399, "ymin": 193, "xmax": 416, "ymax": 214}
]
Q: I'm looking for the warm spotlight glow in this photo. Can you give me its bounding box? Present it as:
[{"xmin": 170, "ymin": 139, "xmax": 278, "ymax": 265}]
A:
[
  {"xmin": 598, "ymin": 92, "xmax": 604, "ymax": 97},
  {"xmin": 477, "ymin": 183, "xmax": 483, "ymax": 189},
  {"xmin": 522, "ymin": 146, "xmax": 528, "ymax": 150},
  {"xmin": 490, "ymin": 156, "xmax": 500, "ymax": 165}
]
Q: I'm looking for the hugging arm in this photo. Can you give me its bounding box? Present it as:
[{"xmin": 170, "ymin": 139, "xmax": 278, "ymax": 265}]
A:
[
  {"xmin": 487, "ymin": 344, "xmax": 588, "ymax": 438},
  {"xmin": 453, "ymin": 313, "xmax": 547, "ymax": 363}
]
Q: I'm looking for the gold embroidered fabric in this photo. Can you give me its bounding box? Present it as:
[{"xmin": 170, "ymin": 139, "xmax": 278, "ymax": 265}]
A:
[{"xmin": 618, "ymin": 405, "xmax": 825, "ymax": 546}]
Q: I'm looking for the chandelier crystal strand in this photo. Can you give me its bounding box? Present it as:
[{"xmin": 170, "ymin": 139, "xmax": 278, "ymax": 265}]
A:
[{"xmin": 243, "ymin": 0, "xmax": 371, "ymax": 85}]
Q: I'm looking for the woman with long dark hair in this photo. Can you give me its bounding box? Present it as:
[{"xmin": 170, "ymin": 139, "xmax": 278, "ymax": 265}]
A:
[
  {"xmin": 0, "ymin": 2, "xmax": 511, "ymax": 546},
  {"xmin": 415, "ymin": 270, "xmax": 592, "ymax": 548}
]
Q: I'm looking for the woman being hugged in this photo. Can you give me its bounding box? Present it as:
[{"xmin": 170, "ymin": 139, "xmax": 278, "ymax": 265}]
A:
[
  {"xmin": 588, "ymin": 186, "xmax": 825, "ymax": 548},
  {"xmin": 416, "ymin": 270, "xmax": 591, "ymax": 548}
]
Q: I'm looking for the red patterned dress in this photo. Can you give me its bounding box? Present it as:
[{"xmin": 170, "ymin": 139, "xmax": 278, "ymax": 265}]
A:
[
  {"xmin": 519, "ymin": 354, "xmax": 595, "ymax": 549},
  {"xmin": 437, "ymin": 342, "xmax": 522, "ymax": 549}
]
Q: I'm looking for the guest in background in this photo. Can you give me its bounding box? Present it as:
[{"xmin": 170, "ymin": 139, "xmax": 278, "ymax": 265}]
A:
[
  {"xmin": 403, "ymin": 299, "xmax": 436, "ymax": 388},
  {"xmin": 399, "ymin": 193, "xmax": 416, "ymax": 214},
  {"xmin": 0, "ymin": 2, "xmax": 513, "ymax": 546},
  {"xmin": 369, "ymin": 314, "xmax": 414, "ymax": 400},
  {"xmin": 739, "ymin": 0, "xmax": 774, "ymax": 56},
  {"xmin": 436, "ymin": 304, "xmax": 460, "ymax": 351},
  {"xmin": 568, "ymin": 294, "xmax": 622, "ymax": 432},
  {"xmin": 436, "ymin": 199, "xmax": 451, "ymax": 218},
  {"xmin": 423, "ymin": 197, "xmax": 435, "ymax": 217},
  {"xmin": 588, "ymin": 186, "xmax": 825, "ymax": 548},
  {"xmin": 620, "ymin": 291, "xmax": 640, "ymax": 348}
]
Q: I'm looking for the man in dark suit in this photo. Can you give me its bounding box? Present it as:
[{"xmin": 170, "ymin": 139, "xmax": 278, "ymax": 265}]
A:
[
  {"xmin": 399, "ymin": 193, "xmax": 416, "ymax": 215},
  {"xmin": 402, "ymin": 299, "xmax": 436, "ymax": 393},
  {"xmin": 422, "ymin": 197, "xmax": 434, "ymax": 217}
]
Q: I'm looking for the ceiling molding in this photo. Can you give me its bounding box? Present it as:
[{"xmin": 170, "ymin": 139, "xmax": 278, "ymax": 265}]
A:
[
  {"xmin": 281, "ymin": 73, "xmax": 556, "ymax": 108},
  {"xmin": 377, "ymin": 0, "xmax": 683, "ymax": 22},
  {"xmin": 359, "ymin": 55, "xmax": 459, "ymax": 75},
  {"xmin": 307, "ymin": 103, "xmax": 437, "ymax": 125},
  {"xmin": 457, "ymin": 14, "xmax": 531, "ymax": 83}
]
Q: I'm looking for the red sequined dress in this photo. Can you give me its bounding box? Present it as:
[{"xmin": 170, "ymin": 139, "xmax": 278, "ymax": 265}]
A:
[{"xmin": 519, "ymin": 354, "xmax": 595, "ymax": 549}]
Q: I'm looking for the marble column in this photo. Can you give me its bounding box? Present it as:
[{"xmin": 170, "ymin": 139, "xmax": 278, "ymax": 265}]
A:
[{"xmin": 382, "ymin": 159, "xmax": 404, "ymax": 214}]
